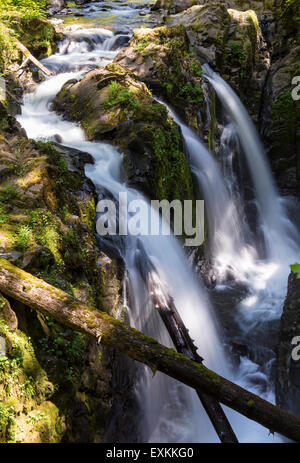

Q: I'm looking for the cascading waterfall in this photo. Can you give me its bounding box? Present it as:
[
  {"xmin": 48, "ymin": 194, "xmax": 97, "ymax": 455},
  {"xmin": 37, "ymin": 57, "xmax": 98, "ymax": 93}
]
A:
[
  {"xmin": 162, "ymin": 102, "xmax": 259, "ymax": 284},
  {"xmin": 16, "ymin": 24, "xmax": 231, "ymax": 443},
  {"xmin": 15, "ymin": 2, "xmax": 298, "ymax": 442},
  {"xmin": 203, "ymin": 64, "xmax": 299, "ymax": 265}
]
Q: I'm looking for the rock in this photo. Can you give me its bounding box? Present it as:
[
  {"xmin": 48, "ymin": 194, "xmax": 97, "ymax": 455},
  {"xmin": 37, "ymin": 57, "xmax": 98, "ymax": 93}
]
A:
[
  {"xmin": 0, "ymin": 293, "xmax": 18, "ymax": 331},
  {"xmin": 277, "ymin": 272, "xmax": 300, "ymax": 416},
  {"xmin": 115, "ymin": 24, "xmax": 207, "ymax": 129},
  {"xmin": 54, "ymin": 62, "xmax": 194, "ymax": 203},
  {"xmin": 260, "ymin": 35, "xmax": 300, "ymax": 193},
  {"xmin": 47, "ymin": 0, "xmax": 65, "ymax": 14},
  {"xmin": 166, "ymin": 4, "xmax": 268, "ymax": 118},
  {"xmin": 12, "ymin": 17, "xmax": 57, "ymax": 59}
]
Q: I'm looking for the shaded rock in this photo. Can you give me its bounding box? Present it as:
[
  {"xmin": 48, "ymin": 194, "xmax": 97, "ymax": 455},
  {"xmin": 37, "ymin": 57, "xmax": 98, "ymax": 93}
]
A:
[
  {"xmin": 260, "ymin": 39, "xmax": 300, "ymax": 192},
  {"xmin": 167, "ymin": 4, "xmax": 269, "ymax": 118},
  {"xmin": 54, "ymin": 62, "xmax": 194, "ymax": 203},
  {"xmin": 277, "ymin": 272, "xmax": 300, "ymax": 417},
  {"xmin": 0, "ymin": 293, "xmax": 18, "ymax": 331}
]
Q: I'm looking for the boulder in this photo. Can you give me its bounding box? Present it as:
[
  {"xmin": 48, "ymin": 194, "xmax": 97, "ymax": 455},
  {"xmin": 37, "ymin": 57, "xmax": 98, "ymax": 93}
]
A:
[{"xmin": 54, "ymin": 63, "xmax": 194, "ymax": 203}]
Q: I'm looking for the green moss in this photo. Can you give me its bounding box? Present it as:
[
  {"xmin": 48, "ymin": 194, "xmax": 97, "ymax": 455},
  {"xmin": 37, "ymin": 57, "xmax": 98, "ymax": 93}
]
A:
[
  {"xmin": 133, "ymin": 35, "xmax": 150, "ymax": 53},
  {"xmin": 105, "ymin": 81, "xmax": 139, "ymax": 115},
  {"xmin": 281, "ymin": 0, "xmax": 300, "ymax": 43}
]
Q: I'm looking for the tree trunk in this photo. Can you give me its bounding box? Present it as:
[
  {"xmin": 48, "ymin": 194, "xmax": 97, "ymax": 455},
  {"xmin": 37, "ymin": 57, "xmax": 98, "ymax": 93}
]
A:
[
  {"xmin": 0, "ymin": 257, "xmax": 299, "ymax": 442},
  {"xmin": 14, "ymin": 39, "xmax": 53, "ymax": 77}
]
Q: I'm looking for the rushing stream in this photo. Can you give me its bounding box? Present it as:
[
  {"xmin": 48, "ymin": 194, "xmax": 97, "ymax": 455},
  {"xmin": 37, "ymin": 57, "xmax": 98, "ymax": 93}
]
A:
[{"xmin": 16, "ymin": 0, "xmax": 300, "ymax": 443}]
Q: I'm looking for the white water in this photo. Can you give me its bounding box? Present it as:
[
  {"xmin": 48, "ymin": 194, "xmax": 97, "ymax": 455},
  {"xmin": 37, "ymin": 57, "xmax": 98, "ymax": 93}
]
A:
[
  {"xmin": 16, "ymin": 24, "xmax": 232, "ymax": 443},
  {"xmin": 203, "ymin": 64, "xmax": 299, "ymax": 264}
]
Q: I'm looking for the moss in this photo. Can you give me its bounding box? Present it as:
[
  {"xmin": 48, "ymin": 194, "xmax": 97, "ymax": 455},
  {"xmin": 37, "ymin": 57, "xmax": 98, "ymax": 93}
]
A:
[
  {"xmin": 0, "ymin": 315, "xmax": 60, "ymax": 443},
  {"xmin": 247, "ymin": 399, "xmax": 255, "ymax": 408},
  {"xmin": 281, "ymin": 0, "xmax": 300, "ymax": 43},
  {"xmin": 105, "ymin": 81, "xmax": 139, "ymax": 114}
]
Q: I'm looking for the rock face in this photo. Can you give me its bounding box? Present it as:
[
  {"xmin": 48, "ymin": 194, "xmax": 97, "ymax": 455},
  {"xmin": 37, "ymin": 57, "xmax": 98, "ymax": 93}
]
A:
[
  {"xmin": 54, "ymin": 63, "xmax": 194, "ymax": 203},
  {"xmin": 115, "ymin": 3, "xmax": 268, "ymax": 140},
  {"xmin": 167, "ymin": 4, "xmax": 268, "ymax": 119},
  {"xmin": 260, "ymin": 2, "xmax": 300, "ymax": 193},
  {"xmin": 115, "ymin": 23, "xmax": 208, "ymax": 134},
  {"xmin": 47, "ymin": 0, "xmax": 65, "ymax": 15},
  {"xmin": 0, "ymin": 102, "xmax": 137, "ymax": 443},
  {"xmin": 152, "ymin": 0, "xmax": 277, "ymax": 16},
  {"xmin": 277, "ymin": 272, "xmax": 300, "ymax": 417}
]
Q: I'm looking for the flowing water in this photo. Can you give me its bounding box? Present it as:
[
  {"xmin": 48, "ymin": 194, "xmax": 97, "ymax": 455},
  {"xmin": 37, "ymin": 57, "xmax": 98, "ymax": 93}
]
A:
[
  {"xmin": 17, "ymin": 5, "xmax": 228, "ymax": 443},
  {"xmin": 15, "ymin": 1, "xmax": 300, "ymax": 443}
]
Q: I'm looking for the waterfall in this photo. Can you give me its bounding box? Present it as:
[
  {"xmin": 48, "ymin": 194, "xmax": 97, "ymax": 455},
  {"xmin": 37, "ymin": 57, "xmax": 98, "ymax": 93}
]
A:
[
  {"xmin": 15, "ymin": 7, "xmax": 295, "ymax": 441},
  {"xmin": 162, "ymin": 102, "xmax": 259, "ymax": 284},
  {"xmin": 16, "ymin": 27, "xmax": 229, "ymax": 443},
  {"xmin": 202, "ymin": 64, "xmax": 299, "ymax": 264}
]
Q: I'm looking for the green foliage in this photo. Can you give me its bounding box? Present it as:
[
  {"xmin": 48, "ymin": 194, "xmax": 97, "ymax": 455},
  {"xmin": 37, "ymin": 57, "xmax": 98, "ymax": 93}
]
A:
[
  {"xmin": 0, "ymin": 403, "xmax": 16, "ymax": 441},
  {"xmin": 105, "ymin": 81, "xmax": 139, "ymax": 114},
  {"xmin": 14, "ymin": 225, "xmax": 33, "ymax": 251},
  {"xmin": 151, "ymin": 120, "xmax": 193, "ymax": 202},
  {"xmin": 189, "ymin": 59, "xmax": 204, "ymax": 78},
  {"xmin": 36, "ymin": 268, "xmax": 73, "ymax": 294},
  {"xmin": 0, "ymin": 183, "xmax": 19, "ymax": 203},
  {"xmin": 281, "ymin": 0, "xmax": 300, "ymax": 42},
  {"xmin": 38, "ymin": 331, "xmax": 86, "ymax": 380},
  {"xmin": 62, "ymin": 227, "xmax": 88, "ymax": 271},
  {"xmin": 290, "ymin": 263, "xmax": 300, "ymax": 278},
  {"xmin": 0, "ymin": 205, "xmax": 8, "ymax": 225},
  {"xmin": 0, "ymin": 0, "xmax": 46, "ymax": 23},
  {"xmin": 133, "ymin": 36, "xmax": 150, "ymax": 53},
  {"xmin": 228, "ymin": 40, "xmax": 247, "ymax": 65},
  {"xmin": 178, "ymin": 82, "xmax": 204, "ymax": 105}
]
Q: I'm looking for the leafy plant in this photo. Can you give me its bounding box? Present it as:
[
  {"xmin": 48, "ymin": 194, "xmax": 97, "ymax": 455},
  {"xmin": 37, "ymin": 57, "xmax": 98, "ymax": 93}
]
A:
[
  {"xmin": 290, "ymin": 263, "xmax": 300, "ymax": 278},
  {"xmin": 14, "ymin": 225, "xmax": 33, "ymax": 251}
]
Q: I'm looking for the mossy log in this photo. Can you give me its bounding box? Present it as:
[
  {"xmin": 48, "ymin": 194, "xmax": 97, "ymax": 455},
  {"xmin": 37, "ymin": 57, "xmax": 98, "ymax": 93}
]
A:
[{"xmin": 0, "ymin": 258, "xmax": 300, "ymax": 442}]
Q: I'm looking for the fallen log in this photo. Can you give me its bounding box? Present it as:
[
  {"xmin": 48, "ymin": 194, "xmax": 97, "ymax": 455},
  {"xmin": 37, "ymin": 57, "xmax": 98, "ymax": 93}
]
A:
[
  {"xmin": 0, "ymin": 257, "xmax": 300, "ymax": 442},
  {"xmin": 148, "ymin": 271, "xmax": 238, "ymax": 443},
  {"xmin": 14, "ymin": 39, "xmax": 53, "ymax": 77}
]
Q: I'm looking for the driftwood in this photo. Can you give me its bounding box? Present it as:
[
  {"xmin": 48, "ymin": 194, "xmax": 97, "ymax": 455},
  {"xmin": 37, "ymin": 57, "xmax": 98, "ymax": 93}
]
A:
[
  {"xmin": 14, "ymin": 39, "xmax": 53, "ymax": 77},
  {"xmin": 0, "ymin": 257, "xmax": 300, "ymax": 442},
  {"xmin": 148, "ymin": 271, "xmax": 238, "ymax": 443}
]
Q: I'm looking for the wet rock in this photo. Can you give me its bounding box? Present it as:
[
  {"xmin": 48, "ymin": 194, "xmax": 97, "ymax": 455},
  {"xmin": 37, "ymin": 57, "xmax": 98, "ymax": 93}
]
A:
[
  {"xmin": 276, "ymin": 272, "xmax": 300, "ymax": 417},
  {"xmin": 0, "ymin": 293, "xmax": 18, "ymax": 331},
  {"xmin": 47, "ymin": 0, "xmax": 65, "ymax": 15},
  {"xmin": 53, "ymin": 62, "xmax": 194, "ymax": 204},
  {"xmin": 261, "ymin": 45, "xmax": 300, "ymax": 193}
]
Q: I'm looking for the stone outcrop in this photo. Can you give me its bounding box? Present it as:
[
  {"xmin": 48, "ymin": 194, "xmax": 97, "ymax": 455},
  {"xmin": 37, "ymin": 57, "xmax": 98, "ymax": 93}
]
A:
[
  {"xmin": 0, "ymin": 102, "xmax": 133, "ymax": 443},
  {"xmin": 277, "ymin": 272, "xmax": 300, "ymax": 417},
  {"xmin": 54, "ymin": 63, "xmax": 194, "ymax": 203},
  {"xmin": 260, "ymin": 1, "xmax": 300, "ymax": 193}
]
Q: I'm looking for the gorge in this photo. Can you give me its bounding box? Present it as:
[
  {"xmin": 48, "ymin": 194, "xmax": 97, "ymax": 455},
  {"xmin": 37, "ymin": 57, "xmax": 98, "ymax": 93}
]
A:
[{"xmin": 0, "ymin": 0, "xmax": 299, "ymax": 444}]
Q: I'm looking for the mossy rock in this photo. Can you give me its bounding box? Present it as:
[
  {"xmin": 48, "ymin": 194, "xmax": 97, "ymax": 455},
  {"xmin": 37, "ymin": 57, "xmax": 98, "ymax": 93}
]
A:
[
  {"xmin": 13, "ymin": 17, "xmax": 57, "ymax": 59},
  {"xmin": 261, "ymin": 46, "xmax": 300, "ymax": 191},
  {"xmin": 54, "ymin": 62, "xmax": 194, "ymax": 204}
]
